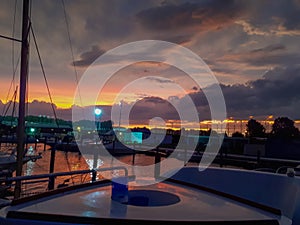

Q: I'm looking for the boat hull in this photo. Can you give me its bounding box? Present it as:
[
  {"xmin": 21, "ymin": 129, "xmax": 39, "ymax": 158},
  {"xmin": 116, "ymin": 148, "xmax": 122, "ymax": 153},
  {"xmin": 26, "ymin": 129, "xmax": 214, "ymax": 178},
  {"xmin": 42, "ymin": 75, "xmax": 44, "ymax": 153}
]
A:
[{"xmin": 1, "ymin": 167, "xmax": 298, "ymax": 224}]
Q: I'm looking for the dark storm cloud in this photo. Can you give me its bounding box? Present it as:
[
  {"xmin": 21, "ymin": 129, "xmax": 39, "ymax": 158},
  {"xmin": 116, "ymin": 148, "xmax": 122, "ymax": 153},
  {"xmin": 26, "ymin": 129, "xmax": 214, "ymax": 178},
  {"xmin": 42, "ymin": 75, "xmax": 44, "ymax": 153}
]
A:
[
  {"xmin": 250, "ymin": 44, "xmax": 286, "ymax": 53},
  {"xmin": 210, "ymin": 66, "xmax": 240, "ymax": 75},
  {"xmin": 73, "ymin": 45, "xmax": 105, "ymax": 67},
  {"xmin": 2, "ymin": 65, "xmax": 299, "ymax": 122},
  {"xmin": 82, "ymin": 0, "xmax": 155, "ymax": 40},
  {"xmin": 136, "ymin": 0, "xmax": 242, "ymax": 31},
  {"xmin": 129, "ymin": 97, "xmax": 179, "ymax": 124},
  {"xmin": 189, "ymin": 65, "xmax": 300, "ymax": 119},
  {"xmin": 219, "ymin": 44, "xmax": 300, "ymax": 67},
  {"xmin": 235, "ymin": 66, "xmax": 300, "ymax": 119},
  {"xmin": 62, "ymin": 66, "xmax": 300, "ymax": 121},
  {"xmin": 145, "ymin": 77, "xmax": 174, "ymax": 84},
  {"xmin": 1, "ymin": 0, "xmax": 300, "ymax": 123},
  {"xmin": 73, "ymin": 41, "xmax": 172, "ymax": 67},
  {"xmin": 136, "ymin": 2, "xmax": 200, "ymax": 30},
  {"xmin": 249, "ymin": 66, "xmax": 300, "ymax": 106},
  {"xmin": 278, "ymin": 1, "xmax": 300, "ymax": 30},
  {"xmin": 0, "ymin": 100, "xmax": 58, "ymax": 118},
  {"xmin": 161, "ymin": 35, "xmax": 192, "ymax": 45},
  {"xmin": 237, "ymin": 0, "xmax": 300, "ymax": 36},
  {"xmin": 142, "ymin": 96, "xmax": 169, "ymax": 104},
  {"xmin": 265, "ymin": 0, "xmax": 300, "ymax": 30},
  {"xmin": 246, "ymin": 52, "xmax": 300, "ymax": 67},
  {"xmin": 28, "ymin": 100, "xmax": 57, "ymax": 116}
]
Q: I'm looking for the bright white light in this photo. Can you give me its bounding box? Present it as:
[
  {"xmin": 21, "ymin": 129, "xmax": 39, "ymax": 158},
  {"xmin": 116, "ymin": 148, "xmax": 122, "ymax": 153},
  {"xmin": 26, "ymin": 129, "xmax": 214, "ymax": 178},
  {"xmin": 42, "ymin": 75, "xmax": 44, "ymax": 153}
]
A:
[{"xmin": 94, "ymin": 108, "xmax": 102, "ymax": 116}]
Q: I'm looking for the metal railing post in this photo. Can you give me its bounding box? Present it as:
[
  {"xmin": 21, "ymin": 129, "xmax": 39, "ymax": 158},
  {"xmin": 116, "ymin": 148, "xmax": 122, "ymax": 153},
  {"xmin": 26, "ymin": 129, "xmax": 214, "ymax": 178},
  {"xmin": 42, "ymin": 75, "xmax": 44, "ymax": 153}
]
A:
[
  {"xmin": 154, "ymin": 147, "xmax": 161, "ymax": 178},
  {"xmin": 92, "ymin": 170, "xmax": 97, "ymax": 182},
  {"xmin": 48, "ymin": 176, "xmax": 55, "ymax": 190}
]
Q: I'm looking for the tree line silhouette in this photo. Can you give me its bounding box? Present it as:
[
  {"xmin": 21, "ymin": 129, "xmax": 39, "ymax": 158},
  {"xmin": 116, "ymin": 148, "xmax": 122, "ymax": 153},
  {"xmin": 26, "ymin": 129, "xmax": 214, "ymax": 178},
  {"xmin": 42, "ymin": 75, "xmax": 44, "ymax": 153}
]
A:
[{"xmin": 232, "ymin": 117, "xmax": 299, "ymax": 139}]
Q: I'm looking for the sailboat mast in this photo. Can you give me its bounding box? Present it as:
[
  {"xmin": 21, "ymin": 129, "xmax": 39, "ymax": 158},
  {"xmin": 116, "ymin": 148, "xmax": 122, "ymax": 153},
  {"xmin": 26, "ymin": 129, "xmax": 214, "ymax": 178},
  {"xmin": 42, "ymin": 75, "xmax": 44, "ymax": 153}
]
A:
[{"xmin": 14, "ymin": 0, "xmax": 30, "ymax": 199}]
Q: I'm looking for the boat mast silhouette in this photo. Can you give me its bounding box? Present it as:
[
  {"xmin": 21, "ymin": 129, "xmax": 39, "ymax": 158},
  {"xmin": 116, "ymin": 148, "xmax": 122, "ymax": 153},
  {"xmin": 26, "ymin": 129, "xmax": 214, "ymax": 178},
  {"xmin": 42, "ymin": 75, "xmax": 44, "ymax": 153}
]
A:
[{"xmin": 14, "ymin": 0, "xmax": 30, "ymax": 199}]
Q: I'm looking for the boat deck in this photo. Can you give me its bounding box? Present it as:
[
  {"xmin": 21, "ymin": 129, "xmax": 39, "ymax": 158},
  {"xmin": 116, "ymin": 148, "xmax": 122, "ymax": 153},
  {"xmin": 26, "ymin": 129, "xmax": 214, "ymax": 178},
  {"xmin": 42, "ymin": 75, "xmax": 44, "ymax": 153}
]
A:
[{"xmin": 3, "ymin": 179, "xmax": 280, "ymax": 224}]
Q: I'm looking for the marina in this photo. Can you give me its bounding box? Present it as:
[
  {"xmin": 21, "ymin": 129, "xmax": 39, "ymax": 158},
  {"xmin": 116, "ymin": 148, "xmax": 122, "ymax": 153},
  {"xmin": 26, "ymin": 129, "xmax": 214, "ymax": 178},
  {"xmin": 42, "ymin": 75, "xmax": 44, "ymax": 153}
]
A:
[
  {"xmin": 0, "ymin": 0, "xmax": 300, "ymax": 224},
  {"xmin": 0, "ymin": 143, "xmax": 299, "ymax": 224}
]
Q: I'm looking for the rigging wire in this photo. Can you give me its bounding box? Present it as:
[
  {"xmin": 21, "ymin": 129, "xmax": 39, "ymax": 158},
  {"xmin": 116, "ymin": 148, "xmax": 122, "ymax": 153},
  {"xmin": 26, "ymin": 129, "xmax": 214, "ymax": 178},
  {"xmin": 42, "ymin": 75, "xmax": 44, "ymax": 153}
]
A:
[
  {"xmin": 12, "ymin": 0, "xmax": 18, "ymax": 92},
  {"xmin": 30, "ymin": 25, "xmax": 60, "ymax": 128},
  {"xmin": 1, "ymin": 57, "xmax": 20, "ymax": 118},
  {"xmin": 64, "ymin": 152, "xmax": 75, "ymax": 186},
  {"xmin": 2, "ymin": 87, "xmax": 17, "ymax": 119},
  {"xmin": 61, "ymin": 0, "xmax": 83, "ymax": 109},
  {"xmin": 2, "ymin": 0, "xmax": 20, "ymax": 118},
  {"xmin": 11, "ymin": 86, "xmax": 18, "ymax": 126}
]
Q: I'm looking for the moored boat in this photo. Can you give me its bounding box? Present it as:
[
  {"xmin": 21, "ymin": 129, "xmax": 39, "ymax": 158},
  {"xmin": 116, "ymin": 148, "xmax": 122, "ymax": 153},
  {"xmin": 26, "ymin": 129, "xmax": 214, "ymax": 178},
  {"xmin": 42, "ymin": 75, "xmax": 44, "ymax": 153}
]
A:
[{"xmin": 0, "ymin": 166, "xmax": 299, "ymax": 224}]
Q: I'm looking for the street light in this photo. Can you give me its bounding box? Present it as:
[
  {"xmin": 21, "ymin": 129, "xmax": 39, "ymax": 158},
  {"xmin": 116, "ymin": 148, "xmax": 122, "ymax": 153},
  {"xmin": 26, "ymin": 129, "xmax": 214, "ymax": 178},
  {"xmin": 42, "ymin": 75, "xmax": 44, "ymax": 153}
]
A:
[
  {"xmin": 94, "ymin": 108, "xmax": 102, "ymax": 116},
  {"xmin": 94, "ymin": 108, "xmax": 102, "ymax": 131}
]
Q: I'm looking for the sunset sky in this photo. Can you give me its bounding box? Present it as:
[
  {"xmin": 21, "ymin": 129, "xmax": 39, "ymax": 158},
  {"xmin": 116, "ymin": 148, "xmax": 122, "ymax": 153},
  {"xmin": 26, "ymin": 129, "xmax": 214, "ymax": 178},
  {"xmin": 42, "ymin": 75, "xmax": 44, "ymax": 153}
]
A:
[{"xmin": 0, "ymin": 0, "xmax": 300, "ymax": 125}]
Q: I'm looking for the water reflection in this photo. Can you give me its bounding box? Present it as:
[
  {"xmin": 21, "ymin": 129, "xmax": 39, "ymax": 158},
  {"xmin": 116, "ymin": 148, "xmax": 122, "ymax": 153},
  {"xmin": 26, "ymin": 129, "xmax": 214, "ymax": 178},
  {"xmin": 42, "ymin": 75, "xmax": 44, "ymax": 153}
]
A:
[{"xmin": 18, "ymin": 143, "xmax": 199, "ymax": 195}]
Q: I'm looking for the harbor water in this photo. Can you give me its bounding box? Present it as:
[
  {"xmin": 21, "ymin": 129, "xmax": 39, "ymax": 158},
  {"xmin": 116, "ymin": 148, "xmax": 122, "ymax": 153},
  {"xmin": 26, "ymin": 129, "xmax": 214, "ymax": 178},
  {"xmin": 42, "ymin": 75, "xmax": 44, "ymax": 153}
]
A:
[{"xmin": 5, "ymin": 143, "xmax": 199, "ymax": 196}]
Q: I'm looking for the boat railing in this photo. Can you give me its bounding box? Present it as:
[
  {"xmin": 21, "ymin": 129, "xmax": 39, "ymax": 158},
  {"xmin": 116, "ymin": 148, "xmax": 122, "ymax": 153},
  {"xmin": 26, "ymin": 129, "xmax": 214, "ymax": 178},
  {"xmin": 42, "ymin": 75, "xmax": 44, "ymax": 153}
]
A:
[{"xmin": 1, "ymin": 166, "xmax": 128, "ymax": 198}]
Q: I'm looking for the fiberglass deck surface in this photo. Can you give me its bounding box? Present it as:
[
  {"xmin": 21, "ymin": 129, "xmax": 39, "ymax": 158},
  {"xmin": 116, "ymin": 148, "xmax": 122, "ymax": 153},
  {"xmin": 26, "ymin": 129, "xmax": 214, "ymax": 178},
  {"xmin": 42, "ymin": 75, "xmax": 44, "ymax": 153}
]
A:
[{"xmin": 8, "ymin": 180, "xmax": 280, "ymax": 223}]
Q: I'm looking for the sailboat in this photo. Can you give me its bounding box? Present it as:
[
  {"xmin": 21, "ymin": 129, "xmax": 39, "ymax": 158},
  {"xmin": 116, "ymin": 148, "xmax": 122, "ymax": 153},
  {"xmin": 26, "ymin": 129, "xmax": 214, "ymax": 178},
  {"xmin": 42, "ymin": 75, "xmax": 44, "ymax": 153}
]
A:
[
  {"xmin": 0, "ymin": 0, "xmax": 41, "ymax": 179},
  {"xmin": 0, "ymin": 0, "xmax": 300, "ymax": 224},
  {"xmin": 0, "ymin": 147, "xmax": 41, "ymax": 173}
]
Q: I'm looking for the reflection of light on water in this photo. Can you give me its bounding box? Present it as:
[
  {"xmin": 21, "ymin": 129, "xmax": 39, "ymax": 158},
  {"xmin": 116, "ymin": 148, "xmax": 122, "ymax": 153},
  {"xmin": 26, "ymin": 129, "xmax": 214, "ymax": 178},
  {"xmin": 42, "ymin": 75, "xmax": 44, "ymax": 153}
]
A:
[
  {"xmin": 86, "ymin": 157, "xmax": 104, "ymax": 170},
  {"xmin": 21, "ymin": 150, "xmax": 200, "ymax": 192},
  {"xmin": 24, "ymin": 145, "xmax": 36, "ymax": 176},
  {"xmin": 24, "ymin": 160, "xmax": 34, "ymax": 176},
  {"xmin": 27, "ymin": 146, "xmax": 34, "ymax": 153}
]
